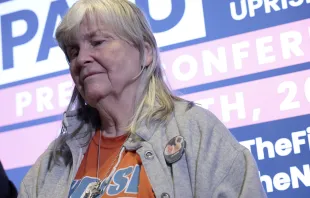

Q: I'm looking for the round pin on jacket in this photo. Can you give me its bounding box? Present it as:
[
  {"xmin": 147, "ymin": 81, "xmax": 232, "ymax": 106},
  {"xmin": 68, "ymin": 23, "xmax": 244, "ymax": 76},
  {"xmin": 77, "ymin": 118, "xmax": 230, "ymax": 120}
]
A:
[{"xmin": 164, "ymin": 136, "xmax": 186, "ymax": 164}]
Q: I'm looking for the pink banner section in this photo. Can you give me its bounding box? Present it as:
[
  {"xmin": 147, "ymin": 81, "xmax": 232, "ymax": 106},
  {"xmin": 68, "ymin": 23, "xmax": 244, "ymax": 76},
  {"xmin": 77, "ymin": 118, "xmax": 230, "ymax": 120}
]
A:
[
  {"xmin": 161, "ymin": 19, "xmax": 310, "ymax": 90},
  {"xmin": 0, "ymin": 121, "xmax": 61, "ymax": 170},
  {"xmin": 1, "ymin": 71, "xmax": 309, "ymax": 170},
  {"xmin": 1, "ymin": 19, "xmax": 309, "ymax": 129},
  {"xmin": 183, "ymin": 70, "xmax": 310, "ymax": 129},
  {"xmin": 0, "ymin": 75, "xmax": 73, "ymax": 127}
]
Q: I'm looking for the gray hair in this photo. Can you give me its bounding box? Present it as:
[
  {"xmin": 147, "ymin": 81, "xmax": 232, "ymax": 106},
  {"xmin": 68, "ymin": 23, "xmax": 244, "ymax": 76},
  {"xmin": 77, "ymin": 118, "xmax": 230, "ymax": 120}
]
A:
[{"xmin": 53, "ymin": 0, "xmax": 188, "ymax": 165}]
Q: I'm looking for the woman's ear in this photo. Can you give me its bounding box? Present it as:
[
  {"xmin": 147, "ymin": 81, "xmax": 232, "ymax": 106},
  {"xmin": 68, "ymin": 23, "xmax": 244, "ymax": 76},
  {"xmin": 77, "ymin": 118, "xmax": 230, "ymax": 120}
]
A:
[{"xmin": 144, "ymin": 41, "xmax": 153, "ymax": 67}]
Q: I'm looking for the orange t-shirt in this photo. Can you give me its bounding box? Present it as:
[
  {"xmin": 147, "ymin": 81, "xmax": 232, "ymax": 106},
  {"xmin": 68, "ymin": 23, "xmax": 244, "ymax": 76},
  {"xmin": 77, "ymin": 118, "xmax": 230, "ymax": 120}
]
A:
[{"xmin": 68, "ymin": 131, "xmax": 155, "ymax": 198}]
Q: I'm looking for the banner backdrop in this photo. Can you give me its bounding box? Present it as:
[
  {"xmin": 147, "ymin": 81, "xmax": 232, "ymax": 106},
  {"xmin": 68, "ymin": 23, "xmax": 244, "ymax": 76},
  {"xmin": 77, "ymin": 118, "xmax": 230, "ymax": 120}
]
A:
[{"xmin": 0, "ymin": 0, "xmax": 310, "ymax": 197}]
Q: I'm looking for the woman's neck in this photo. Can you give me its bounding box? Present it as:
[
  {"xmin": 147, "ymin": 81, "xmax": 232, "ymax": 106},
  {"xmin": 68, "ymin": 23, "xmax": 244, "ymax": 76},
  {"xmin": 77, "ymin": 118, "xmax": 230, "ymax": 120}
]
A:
[{"xmin": 95, "ymin": 89, "xmax": 137, "ymax": 138}]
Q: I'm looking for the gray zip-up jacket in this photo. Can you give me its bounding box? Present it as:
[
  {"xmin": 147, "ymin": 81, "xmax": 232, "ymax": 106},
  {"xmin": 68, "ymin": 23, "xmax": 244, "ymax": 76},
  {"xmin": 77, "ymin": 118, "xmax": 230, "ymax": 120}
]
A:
[{"xmin": 18, "ymin": 101, "xmax": 267, "ymax": 198}]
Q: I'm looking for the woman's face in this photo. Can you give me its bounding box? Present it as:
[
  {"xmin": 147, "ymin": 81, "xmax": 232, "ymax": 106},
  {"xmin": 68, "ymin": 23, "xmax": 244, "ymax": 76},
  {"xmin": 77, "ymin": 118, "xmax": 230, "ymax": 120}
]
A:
[{"xmin": 67, "ymin": 17, "xmax": 149, "ymax": 107}]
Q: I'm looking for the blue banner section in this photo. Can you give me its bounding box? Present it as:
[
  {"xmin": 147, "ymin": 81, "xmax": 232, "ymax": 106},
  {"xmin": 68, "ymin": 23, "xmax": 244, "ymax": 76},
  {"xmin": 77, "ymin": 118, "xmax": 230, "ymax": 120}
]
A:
[
  {"xmin": 231, "ymin": 114, "xmax": 310, "ymax": 197},
  {"xmin": 203, "ymin": 0, "xmax": 310, "ymax": 38},
  {"xmin": 0, "ymin": 69, "xmax": 70, "ymax": 90},
  {"xmin": 0, "ymin": 114, "xmax": 62, "ymax": 133},
  {"xmin": 0, "ymin": 0, "xmax": 11, "ymax": 3},
  {"xmin": 161, "ymin": 0, "xmax": 310, "ymax": 51}
]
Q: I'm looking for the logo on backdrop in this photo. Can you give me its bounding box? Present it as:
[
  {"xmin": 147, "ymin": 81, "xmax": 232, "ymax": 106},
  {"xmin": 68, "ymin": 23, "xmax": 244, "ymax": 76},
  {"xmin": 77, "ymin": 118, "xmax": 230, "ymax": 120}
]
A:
[
  {"xmin": 229, "ymin": 0, "xmax": 310, "ymax": 20},
  {"xmin": 0, "ymin": 0, "xmax": 206, "ymax": 86}
]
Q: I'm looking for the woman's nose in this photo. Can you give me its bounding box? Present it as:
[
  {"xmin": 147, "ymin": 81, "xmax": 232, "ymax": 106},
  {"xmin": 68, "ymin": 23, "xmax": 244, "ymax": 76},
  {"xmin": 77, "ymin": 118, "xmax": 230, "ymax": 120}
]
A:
[{"xmin": 76, "ymin": 46, "xmax": 94, "ymax": 66}]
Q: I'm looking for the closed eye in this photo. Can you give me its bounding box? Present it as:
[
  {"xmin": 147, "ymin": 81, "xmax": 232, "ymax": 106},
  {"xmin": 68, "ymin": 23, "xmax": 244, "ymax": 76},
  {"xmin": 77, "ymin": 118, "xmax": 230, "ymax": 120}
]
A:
[
  {"xmin": 91, "ymin": 40, "xmax": 105, "ymax": 47},
  {"xmin": 67, "ymin": 47, "xmax": 79, "ymax": 60}
]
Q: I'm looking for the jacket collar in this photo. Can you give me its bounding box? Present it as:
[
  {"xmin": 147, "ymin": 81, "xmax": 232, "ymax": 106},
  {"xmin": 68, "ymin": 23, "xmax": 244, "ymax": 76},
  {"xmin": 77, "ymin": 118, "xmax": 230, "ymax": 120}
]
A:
[{"xmin": 62, "ymin": 101, "xmax": 189, "ymax": 153}]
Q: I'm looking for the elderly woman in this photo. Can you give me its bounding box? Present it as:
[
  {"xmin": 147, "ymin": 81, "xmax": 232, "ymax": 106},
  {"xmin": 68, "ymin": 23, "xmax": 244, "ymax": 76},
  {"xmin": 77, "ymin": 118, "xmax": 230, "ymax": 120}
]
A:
[{"xmin": 18, "ymin": 0, "xmax": 267, "ymax": 197}]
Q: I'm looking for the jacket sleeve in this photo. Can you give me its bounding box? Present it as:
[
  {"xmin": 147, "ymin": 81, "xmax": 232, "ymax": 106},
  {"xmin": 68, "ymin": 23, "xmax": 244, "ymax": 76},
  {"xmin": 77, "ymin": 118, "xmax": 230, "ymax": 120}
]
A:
[
  {"xmin": 17, "ymin": 140, "xmax": 56, "ymax": 198},
  {"xmin": 17, "ymin": 152, "xmax": 49, "ymax": 198},
  {"xmin": 189, "ymin": 106, "xmax": 267, "ymax": 198},
  {"xmin": 212, "ymin": 148, "xmax": 267, "ymax": 198}
]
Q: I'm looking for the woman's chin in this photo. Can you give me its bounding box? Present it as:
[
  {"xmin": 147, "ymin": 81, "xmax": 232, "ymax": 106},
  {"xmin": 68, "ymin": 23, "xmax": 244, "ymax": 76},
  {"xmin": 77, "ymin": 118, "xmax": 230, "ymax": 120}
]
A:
[{"xmin": 83, "ymin": 89, "xmax": 111, "ymax": 107}]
